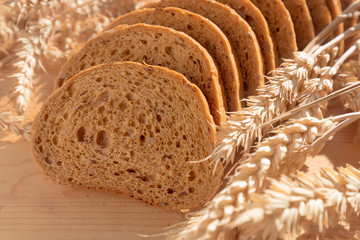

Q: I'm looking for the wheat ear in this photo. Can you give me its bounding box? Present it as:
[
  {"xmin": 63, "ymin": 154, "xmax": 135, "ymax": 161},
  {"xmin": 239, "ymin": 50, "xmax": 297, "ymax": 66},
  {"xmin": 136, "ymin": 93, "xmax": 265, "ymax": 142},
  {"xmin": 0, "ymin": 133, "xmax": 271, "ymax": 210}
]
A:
[
  {"xmin": 0, "ymin": 112, "xmax": 31, "ymax": 141},
  {"xmin": 165, "ymin": 110, "xmax": 360, "ymax": 240},
  {"xmin": 228, "ymin": 163, "xmax": 360, "ymax": 240}
]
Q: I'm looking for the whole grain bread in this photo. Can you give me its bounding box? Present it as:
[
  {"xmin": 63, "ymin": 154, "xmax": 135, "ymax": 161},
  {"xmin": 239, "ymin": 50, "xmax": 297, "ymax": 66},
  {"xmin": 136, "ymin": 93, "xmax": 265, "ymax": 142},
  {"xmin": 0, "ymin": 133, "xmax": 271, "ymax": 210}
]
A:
[
  {"xmin": 143, "ymin": 0, "xmax": 264, "ymax": 97},
  {"xmin": 103, "ymin": 7, "xmax": 241, "ymax": 111},
  {"xmin": 282, "ymin": 0, "xmax": 315, "ymax": 50},
  {"xmin": 306, "ymin": 0, "xmax": 332, "ymax": 35},
  {"xmin": 32, "ymin": 62, "xmax": 223, "ymax": 210},
  {"xmin": 250, "ymin": 0, "xmax": 298, "ymax": 63},
  {"xmin": 54, "ymin": 23, "xmax": 225, "ymax": 125},
  {"xmin": 217, "ymin": 0, "xmax": 276, "ymax": 73},
  {"xmin": 325, "ymin": 0, "xmax": 344, "ymax": 55}
]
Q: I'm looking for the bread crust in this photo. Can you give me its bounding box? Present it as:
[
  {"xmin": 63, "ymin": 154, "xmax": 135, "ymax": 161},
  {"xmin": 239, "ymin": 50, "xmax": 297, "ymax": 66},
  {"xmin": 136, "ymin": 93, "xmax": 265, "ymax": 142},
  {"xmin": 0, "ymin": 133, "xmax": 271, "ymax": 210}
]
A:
[
  {"xmin": 325, "ymin": 0, "xmax": 344, "ymax": 55},
  {"xmin": 54, "ymin": 23, "xmax": 226, "ymax": 125},
  {"xmin": 282, "ymin": 0, "xmax": 315, "ymax": 50},
  {"xmin": 32, "ymin": 62, "xmax": 223, "ymax": 210},
  {"xmin": 103, "ymin": 7, "xmax": 241, "ymax": 111},
  {"xmin": 217, "ymin": 0, "xmax": 276, "ymax": 74},
  {"xmin": 306, "ymin": 0, "xmax": 332, "ymax": 35},
  {"xmin": 250, "ymin": 0, "xmax": 298, "ymax": 64},
  {"xmin": 143, "ymin": 0, "xmax": 265, "ymax": 97}
]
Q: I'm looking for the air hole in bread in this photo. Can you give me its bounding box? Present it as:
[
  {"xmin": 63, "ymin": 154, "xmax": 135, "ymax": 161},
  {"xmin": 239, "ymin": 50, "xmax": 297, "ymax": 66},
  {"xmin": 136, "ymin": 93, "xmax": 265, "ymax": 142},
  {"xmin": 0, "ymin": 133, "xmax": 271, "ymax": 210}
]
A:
[
  {"xmin": 154, "ymin": 46, "xmax": 159, "ymax": 51},
  {"xmin": 38, "ymin": 145, "xmax": 43, "ymax": 153},
  {"xmin": 95, "ymin": 91, "xmax": 109, "ymax": 105},
  {"xmin": 52, "ymin": 136, "xmax": 58, "ymax": 145},
  {"xmin": 121, "ymin": 49, "xmax": 130, "ymax": 58},
  {"xmin": 155, "ymin": 32, "xmax": 163, "ymax": 38},
  {"xmin": 43, "ymin": 114, "xmax": 48, "ymax": 121},
  {"xmin": 102, "ymin": 117, "xmax": 108, "ymax": 125},
  {"xmin": 123, "ymin": 131, "xmax": 129, "ymax": 137},
  {"xmin": 68, "ymin": 177, "xmax": 73, "ymax": 182},
  {"xmin": 140, "ymin": 135, "xmax": 146, "ymax": 145},
  {"xmin": 80, "ymin": 54, "xmax": 87, "ymax": 61},
  {"xmin": 113, "ymin": 161, "xmax": 119, "ymax": 164},
  {"xmin": 188, "ymin": 171, "xmax": 196, "ymax": 181},
  {"xmin": 56, "ymin": 161, "xmax": 62, "ymax": 166},
  {"xmin": 89, "ymin": 173, "xmax": 93, "ymax": 177},
  {"xmin": 137, "ymin": 189, "xmax": 144, "ymax": 194},
  {"xmin": 140, "ymin": 40, "xmax": 148, "ymax": 45},
  {"xmin": 77, "ymin": 127, "xmax": 85, "ymax": 142},
  {"xmin": 90, "ymin": 62, "xmax": 96, "ymax": 66},
  {"xmin": 188, "ymin": 187, "xmax": 195, "ymax": 193},
  {"xmin": 156, "ymin": 115, "xmax": 162, "ymax": 122},
  {"xmin": 98, "ymin": 106, "xmax": 105, "ymax": 114},
  {"xmin": 125, "ymin": 93, "xmax": 135, "ymax": 101},
  {"xmin": 143, "ymin": 55, "xmax": 148, "ymax": 62},
  {"xmin": 96, "ymin": 130, "xmax": 109, "ymax": 148},
  {"xmin": 187, "ymin": 24, "xmax": 194, "ymax": 30},
  {"xmin": 138, "ymin": 114, "xmax": 146, "ymax": 124},
  {"xmin": 118, "ymin": 101, "xmax": 128, "ymax": 111},
  {"xmin": 165, "ymin": 46, "xmax": 175, "ymax": 56},
  {"xmin": 130, "ymin": 151, "xmax": 134, "ymax": 157},
  {"xmin": 155, "ymin": 127, "xmax": 160, "ymax": 133},
  {"xmin": 114, "ymin": 172, "xmax": 120, "ymax": 176},
  {"xmin": 80, "ymin": 63, "xmax": 86, "ymax": 70},
  {"xmin": 183, "ymin": 135, "xmax": 187, "ymax": 140},
  {"xmin": 167, "ymin": 188, "xmax": 174, "ymax": 194},
  {"xmin": 96, "ymin": 77, "xmax": 102, "ymax": 82},
  {"xmin": 110, "ymin": 49, "xmax": 118, "ymax": 56},
  {"xmin": 165, "ymin": 164, "xmax": 170, "ymax": 170},
  {"xmin": 157, "ymin": 184, "xmax": 162, "ymax": 189},
  {"xmin": 138, "ymin": 176, "xmax": 148, "ymax": 182},
  {"xmin": 176, "ymin": 141, "xmax": 181, "ymax": 148},
  {"xmin": 126, "ymin": 169, "xmax": 136, "ymax": 173},
  {"xmin": 44, "ymin": 157, "xmax": 52, "ymax": 165}
]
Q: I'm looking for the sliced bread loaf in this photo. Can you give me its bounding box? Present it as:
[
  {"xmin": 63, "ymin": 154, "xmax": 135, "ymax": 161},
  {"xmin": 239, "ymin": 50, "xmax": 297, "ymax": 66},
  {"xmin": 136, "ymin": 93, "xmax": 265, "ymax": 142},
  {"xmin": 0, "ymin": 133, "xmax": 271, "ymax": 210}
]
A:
[
  {"xmin": 250, "ymin": 0, "xmax": 298, "ymax": 63},
  {"xmin": 306, "ymin": 0, "xmax": 332, "ymax": 35},
  {"xmin": 32, "ymin": 62, "xmax": 223, "ymax": 210},
  {"xmin": 282, "ymin": 0, "xmax": 315, "ymax": 50},
  {"xmin": 103, "ymin": 7, "xmax": 241, "ymax": 111},
  {"xmin": 217, "ymin": 0, "xmax": 276, "ymax": 73},
  {"xmin": 143, "ymin": 0, "xmax": 265, "ymax": 97},
  {"xmin": 54, "ymin": 23, "xmax": 225, "ymax": 125}
]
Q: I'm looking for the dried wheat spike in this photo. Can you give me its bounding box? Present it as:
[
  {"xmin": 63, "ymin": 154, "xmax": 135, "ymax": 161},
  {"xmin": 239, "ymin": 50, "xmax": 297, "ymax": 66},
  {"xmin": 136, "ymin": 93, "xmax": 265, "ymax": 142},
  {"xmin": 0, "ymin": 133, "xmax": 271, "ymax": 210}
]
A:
[
  {"xmin": 0, "ymin": 112, "xmax": 31, "ymax": 141},
  {"xmin": 229, "ymin": 164, "xmax": 360, "ymax": 239},
  {"xmin": 166, "ymin": 116, "xmax": 337, "ymax": 240}
]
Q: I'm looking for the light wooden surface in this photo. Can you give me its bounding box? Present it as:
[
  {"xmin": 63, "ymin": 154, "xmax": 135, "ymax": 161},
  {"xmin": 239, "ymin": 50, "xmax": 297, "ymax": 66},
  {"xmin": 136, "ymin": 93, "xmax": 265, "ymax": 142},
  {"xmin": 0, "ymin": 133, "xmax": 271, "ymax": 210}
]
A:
[{"xmin": 1, "ymin": 68, "xmax": 360, "ymax": 240}]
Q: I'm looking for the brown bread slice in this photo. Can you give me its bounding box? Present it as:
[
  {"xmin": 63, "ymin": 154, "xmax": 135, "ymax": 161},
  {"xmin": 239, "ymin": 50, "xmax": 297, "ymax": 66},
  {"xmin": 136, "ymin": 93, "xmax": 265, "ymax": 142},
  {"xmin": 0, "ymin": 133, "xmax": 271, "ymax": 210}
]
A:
[
  {"xmin": 103, "ymin": 7, "xmax": 241, "ymax": 111},
  {"xmin": 341, "ymin": 0, "xmax": 359, "ymax": 50},
  {"xmin": 54, "ymin": 23, "xmax": 225, "ymax": 125},
  {"xmin": 143, "ymin": 0, "xmax": 264, "ymax": 97},
  {"xmin": 282, "ymin": 0, "xmax": 315, "ymax": 50},
  {"xmin": 306, "ymin": 0, "xmax": 332, "ymax": 35},
  {"xmin": 250, "ymin": 0, "xmax": 298, "ymax": 64},
  {"xmin": 325, "ymin": 0, "xmax": 345, "ymax": 55},
  {"xmin": 217, "ymin": 0, "xmax": 276, "ymax": 74},
  {"xmin": 32, "ymin": 62, "xmax": 223, "ymax": 210}
]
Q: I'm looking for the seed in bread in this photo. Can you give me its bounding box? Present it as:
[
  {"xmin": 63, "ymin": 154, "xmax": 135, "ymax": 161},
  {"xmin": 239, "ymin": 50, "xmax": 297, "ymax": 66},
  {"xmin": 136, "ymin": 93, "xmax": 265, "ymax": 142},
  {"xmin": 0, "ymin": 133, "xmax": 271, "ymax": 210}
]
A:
[
  {"xmin": 250, "ymin": 0, "xmax": 298, "ymax": 63},
  {"xmin": 217, "ymin": 0, "xmax": 276, "ymax": 74},
  {"xmin": 143, "ymin": 0, "xmax": 265, "ymax": 97},
  {"xmin": 282, "ymin": 0, "xmax": 315, "ymax": 50},
  {"xmin": 103, "ymin": 7, "xmax": 241, "ymax": 111},
  {"xmin": 54, "ymin": 23, "xmax": 225, "ymax": 125},
  {"xmin": 306, "ymin": 0, "xmax": 332, "ymax": 35},
  {"xmin": 32, "ymin": 62, "xmax": 223, "ymax": 210}
]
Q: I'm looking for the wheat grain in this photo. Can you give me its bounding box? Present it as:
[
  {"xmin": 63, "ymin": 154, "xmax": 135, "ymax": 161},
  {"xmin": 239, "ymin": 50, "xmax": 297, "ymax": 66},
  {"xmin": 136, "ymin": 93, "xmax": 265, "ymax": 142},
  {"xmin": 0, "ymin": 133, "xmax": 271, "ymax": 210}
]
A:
[{"xmin": 0, "ymin": 112, "xmax": 32, "ymax": 141}]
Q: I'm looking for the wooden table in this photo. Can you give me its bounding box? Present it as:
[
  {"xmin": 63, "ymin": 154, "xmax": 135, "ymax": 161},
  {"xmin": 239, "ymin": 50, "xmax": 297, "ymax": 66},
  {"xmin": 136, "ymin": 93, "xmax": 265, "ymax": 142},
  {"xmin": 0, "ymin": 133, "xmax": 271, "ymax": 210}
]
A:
[{"xmin": 1, "ymin": 72, "xmax": 360, "ymax": 240}]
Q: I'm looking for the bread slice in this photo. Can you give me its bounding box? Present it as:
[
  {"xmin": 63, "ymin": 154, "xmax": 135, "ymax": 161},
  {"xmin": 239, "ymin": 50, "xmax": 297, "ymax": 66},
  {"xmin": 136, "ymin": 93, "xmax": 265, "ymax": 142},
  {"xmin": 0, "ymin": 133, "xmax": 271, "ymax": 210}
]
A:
[
  {"xmin": 250, "ymin": 0, "xmax": 298, "ymax": 63},
  {"xmin": 143, "ymin": 0, "xmax": 264, "ymax": 97},
  {"xmin": 306, "ymin": 0, "xmax": 332, "ymax": 35},
  {"xmin": 103, "ymin": 7, "xmax": 241, "ymax": 111},
  {"xmin": 217, "ymin": 0, "xmax": 276, "ymax": 73},
  {"xmin": 282, "ymin": 0, "xmax": 315, "ymax": 50},
  {"xmin": 325, "ymin": 0, "xmax": 344, "ymax": 55},
  {"xmin": 32, "ymin": 62, "xmax": 223, "ymax": 210},
  {"xmin": 54, "ymin": 23, "xmax": 225, "ymax": 125}
]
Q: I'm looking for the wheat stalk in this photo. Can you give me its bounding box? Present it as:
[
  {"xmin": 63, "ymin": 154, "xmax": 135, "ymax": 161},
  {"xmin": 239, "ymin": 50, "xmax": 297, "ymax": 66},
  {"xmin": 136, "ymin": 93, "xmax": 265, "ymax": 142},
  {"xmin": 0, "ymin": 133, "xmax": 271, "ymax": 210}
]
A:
[{"xmin": 229, "ymin": 163, "xmax": 360, "ymax": 240}]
